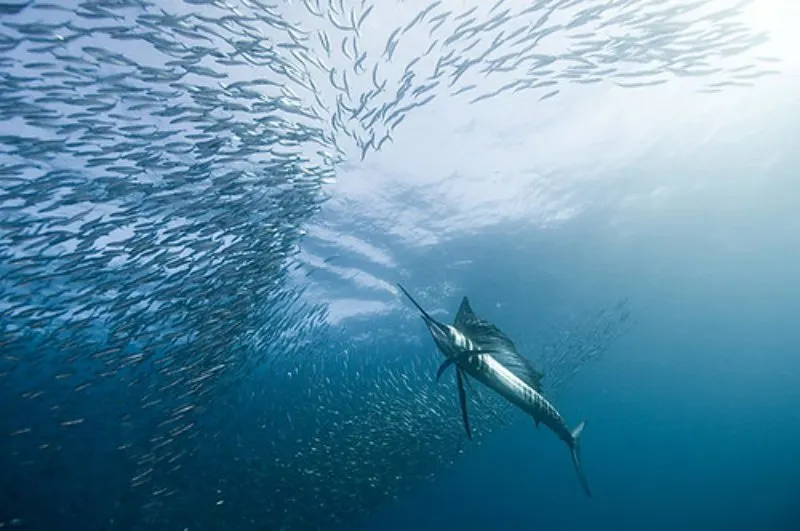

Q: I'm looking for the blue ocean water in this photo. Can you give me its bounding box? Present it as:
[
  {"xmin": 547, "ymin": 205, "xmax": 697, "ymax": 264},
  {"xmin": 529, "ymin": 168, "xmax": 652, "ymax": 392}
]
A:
[{"xmin": 2, "ymin": 1, "xmax": 799, "ymax": 530}]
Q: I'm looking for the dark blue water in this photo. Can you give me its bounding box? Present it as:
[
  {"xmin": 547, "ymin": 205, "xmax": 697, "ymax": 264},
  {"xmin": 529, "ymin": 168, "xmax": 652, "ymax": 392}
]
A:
[{"xmin": 2, "ymin": 1, "xmax": 799, "ymax": 530}]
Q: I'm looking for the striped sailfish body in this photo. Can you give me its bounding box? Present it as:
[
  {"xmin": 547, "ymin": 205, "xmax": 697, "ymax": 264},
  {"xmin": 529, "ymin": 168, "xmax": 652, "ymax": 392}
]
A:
[{"xmin": 396, "ymin": 283, "xmax": 592, "ymax": 498}]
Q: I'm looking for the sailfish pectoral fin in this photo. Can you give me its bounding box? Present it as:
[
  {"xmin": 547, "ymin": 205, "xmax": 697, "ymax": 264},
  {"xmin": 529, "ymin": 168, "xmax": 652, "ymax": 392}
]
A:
[
  {"xmin": 435, "ymin": 358, "xmax": 455, "ymax": 382},
  {"xmin": 456, "ymin": 368, "xmax": 472, "ymax": 440},
  {"xmin": 435, "ymin": 350, "xmax": 493, "ymax": 383}
]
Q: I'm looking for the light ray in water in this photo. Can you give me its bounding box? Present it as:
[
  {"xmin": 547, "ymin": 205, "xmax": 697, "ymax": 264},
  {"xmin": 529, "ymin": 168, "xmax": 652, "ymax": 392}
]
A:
[{"xmin": 0, "ymin": 0, "xmax": 779, "ymax": 529}]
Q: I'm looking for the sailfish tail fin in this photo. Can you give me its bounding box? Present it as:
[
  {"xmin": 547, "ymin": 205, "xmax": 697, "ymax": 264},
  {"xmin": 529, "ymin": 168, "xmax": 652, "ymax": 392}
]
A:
[{"xmin": 570, "ymin": 420, "xmax": 592, "ymax": 498}]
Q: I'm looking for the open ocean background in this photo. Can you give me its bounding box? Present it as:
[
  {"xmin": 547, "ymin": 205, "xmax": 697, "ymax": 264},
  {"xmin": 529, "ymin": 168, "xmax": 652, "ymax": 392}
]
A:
[{"xmin": 1, "ymin": 0, "xmax": 799, "ymax": 530}]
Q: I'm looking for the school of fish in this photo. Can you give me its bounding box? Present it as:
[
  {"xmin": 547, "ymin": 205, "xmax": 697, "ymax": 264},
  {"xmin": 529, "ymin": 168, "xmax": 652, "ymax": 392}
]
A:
[{"xmin": 0, "ymin": 0, "xmax": 780, "ymax": 529}]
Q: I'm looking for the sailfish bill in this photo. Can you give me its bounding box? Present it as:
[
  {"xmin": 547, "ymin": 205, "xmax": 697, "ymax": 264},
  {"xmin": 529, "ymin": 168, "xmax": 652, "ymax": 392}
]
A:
[{"xmin": 397, "ymin": 283, "xmax": 592, "ymax": 498}]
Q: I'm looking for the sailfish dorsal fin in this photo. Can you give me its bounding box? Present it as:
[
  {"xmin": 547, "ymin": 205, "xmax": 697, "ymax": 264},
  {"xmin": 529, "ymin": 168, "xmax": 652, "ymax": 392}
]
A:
[
  {"xmin": 453, "ymin": 295, "xmax": 545, "ymax": 392},
  {"xmin": 454, "ymin": 296, "xmax": 477, "ymax": 329}
]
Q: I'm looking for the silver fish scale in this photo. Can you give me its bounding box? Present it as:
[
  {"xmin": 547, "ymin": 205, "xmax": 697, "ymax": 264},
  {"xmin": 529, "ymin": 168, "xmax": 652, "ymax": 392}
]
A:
[{"xmin": 0, "ymin": 0, "xmax": 772, "ymax": 529}]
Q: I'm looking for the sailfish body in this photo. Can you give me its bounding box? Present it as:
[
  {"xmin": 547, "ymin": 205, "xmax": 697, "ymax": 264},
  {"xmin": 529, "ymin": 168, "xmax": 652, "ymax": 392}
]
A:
[{"xmin": 397, "ymin": 283, "xmax": 592, "ymax": 498}]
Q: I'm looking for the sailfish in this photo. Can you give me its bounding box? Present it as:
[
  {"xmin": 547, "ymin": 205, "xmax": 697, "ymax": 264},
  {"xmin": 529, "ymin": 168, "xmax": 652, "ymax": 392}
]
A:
[{"xmin": 397, "ymin": 283, "xmax": 592, "ymax": 498}]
